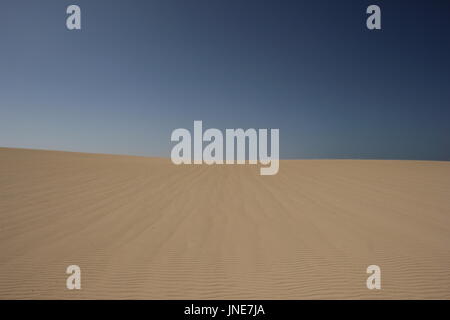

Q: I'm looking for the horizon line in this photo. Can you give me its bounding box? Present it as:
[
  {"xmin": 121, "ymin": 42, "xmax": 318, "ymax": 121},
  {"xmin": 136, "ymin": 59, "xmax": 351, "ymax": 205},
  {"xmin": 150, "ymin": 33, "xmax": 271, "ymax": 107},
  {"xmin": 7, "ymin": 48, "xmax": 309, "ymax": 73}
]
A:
[{"xmin": 1, "ymin": 146, "xmax": 449, "ymax": 163}]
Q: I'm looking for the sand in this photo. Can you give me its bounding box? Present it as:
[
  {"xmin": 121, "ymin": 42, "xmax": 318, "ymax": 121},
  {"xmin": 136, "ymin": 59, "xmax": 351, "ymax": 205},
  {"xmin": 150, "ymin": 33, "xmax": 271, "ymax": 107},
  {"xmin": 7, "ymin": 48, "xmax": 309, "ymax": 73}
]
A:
[{"xmin": 0, "ymin": 147, "xmax": 449, "ymax": 299}]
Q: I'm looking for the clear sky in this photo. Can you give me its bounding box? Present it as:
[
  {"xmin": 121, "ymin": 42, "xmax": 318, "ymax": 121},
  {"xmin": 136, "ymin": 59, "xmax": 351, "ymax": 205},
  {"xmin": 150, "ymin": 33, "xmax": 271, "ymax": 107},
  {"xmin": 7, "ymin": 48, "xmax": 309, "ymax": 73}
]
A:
[{"xmin": 1, "ymin": 0, "xmax": 449, "ymax": 160}]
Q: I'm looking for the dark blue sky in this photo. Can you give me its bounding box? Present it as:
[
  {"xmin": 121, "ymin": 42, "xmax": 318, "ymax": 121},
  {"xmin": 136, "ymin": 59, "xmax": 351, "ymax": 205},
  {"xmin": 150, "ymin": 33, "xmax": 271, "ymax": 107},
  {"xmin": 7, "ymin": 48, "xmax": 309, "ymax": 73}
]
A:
[{"xmin": 1, "ymin": 0, "xmax": 449, "ymax": 159}]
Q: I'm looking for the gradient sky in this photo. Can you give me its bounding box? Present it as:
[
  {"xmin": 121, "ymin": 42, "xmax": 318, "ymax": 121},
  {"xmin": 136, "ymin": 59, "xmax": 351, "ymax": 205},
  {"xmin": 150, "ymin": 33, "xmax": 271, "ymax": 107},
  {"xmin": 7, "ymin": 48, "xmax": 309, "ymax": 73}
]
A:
[{"xmin": 1, "ymin": 0, "xmax": 449, "ymax": 160}]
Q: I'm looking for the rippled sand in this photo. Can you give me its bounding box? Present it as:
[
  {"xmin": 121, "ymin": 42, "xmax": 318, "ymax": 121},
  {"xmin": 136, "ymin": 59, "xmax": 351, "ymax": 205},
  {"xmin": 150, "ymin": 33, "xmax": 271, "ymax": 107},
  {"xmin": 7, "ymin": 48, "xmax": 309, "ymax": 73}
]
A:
[{"xmin": 1, "ymin": 147, "xmax": 449, "ymax": 299}]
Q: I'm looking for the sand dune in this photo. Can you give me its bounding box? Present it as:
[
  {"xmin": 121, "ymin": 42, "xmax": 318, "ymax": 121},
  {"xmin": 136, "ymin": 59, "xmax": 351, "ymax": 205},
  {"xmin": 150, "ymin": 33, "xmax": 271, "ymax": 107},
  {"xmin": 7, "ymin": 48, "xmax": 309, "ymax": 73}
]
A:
[{"xmin": 0, "ymin": 147, "xmax": 449, "ymax": 299}]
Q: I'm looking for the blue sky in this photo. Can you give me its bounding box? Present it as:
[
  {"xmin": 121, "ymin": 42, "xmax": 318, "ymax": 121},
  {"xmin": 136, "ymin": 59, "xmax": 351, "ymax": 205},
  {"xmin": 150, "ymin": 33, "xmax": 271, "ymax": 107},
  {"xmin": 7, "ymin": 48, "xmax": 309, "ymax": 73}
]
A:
[{"xmin": 1, "ymin": 0, "xmax": 449, "ymax": 159}]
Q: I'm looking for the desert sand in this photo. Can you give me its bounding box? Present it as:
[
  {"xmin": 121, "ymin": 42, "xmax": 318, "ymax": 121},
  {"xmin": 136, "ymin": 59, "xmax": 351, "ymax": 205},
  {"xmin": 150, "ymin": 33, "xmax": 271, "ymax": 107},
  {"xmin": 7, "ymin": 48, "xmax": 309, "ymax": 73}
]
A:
[{"xmin": 0, "ymin": 147, "xmax": 449, "ymax": 299}]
